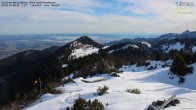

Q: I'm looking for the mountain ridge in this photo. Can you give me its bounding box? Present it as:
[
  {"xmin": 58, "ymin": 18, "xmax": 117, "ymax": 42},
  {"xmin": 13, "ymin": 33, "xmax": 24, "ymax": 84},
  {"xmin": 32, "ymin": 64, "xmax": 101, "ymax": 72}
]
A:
[{"xmin": 105, "ymin": 30, "xmax": 196, "ymax": 46}]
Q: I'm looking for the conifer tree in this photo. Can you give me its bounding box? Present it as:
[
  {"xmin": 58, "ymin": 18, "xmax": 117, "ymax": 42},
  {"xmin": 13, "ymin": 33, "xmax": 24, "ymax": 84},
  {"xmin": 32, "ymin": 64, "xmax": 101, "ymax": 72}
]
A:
[
  {"xmin": 155, "ymin": 53, "xmax": 163, "ymax": 61},
  {"xmin": 170, "ymin": 55, "xmax": 193, "ymax": 76}
]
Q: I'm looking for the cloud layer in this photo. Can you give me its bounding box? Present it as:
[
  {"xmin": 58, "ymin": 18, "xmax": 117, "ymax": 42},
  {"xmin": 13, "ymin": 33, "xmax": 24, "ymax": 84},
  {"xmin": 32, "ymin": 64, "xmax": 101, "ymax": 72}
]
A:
[{"xmin": 0, "ymin": 0, "xmax": 195, "ymax": 34}]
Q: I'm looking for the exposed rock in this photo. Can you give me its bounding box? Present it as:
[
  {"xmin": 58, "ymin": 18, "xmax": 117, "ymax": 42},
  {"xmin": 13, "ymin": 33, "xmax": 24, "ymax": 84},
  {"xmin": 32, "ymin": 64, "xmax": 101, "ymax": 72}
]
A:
[
  {"xmin": 174, "ymin": 99, "xmax": 180, "ymax": 104},
  {"xmin": 151, "ymin": 101, "xmax": 157, "ymax": 107},
  {"xmin": 169, "ymin": 100, "xmax": 176, "ymax": 106},
  {"xmin": 156, "ymin": 100, "xmax": 164, "ymax": 106},
  {"xmin": 148, "ymin": 98, "xmax": 180, "ymax": 110}
]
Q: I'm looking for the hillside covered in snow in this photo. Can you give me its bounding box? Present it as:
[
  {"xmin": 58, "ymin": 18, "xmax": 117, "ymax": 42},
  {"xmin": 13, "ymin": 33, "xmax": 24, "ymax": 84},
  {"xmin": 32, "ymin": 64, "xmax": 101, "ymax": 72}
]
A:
[
  {"xmin": 25, "ymin": 61, "xmax": 196, "ymax": 110},
  {"xmin": 1, "ymin": 34, "xmax": 196, "ymax": 109}
]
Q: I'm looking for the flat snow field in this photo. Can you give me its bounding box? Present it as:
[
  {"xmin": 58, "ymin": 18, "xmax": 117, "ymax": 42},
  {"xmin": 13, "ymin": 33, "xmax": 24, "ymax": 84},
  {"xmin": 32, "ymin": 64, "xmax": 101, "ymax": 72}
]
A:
[{"xmin": 25, "ymin": 63, "xmax": 196, "ymax": 110}]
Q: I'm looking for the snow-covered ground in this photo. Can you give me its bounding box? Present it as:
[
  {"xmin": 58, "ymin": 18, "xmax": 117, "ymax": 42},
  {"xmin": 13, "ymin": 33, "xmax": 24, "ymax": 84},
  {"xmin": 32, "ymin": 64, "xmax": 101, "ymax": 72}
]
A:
[{"xmin": 25, "ymin": 61, "xmax": 196, "ymax": 110}]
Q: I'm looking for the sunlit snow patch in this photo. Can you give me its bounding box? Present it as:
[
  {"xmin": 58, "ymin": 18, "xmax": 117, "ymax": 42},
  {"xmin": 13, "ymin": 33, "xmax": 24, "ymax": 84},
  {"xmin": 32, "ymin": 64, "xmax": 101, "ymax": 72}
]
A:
[
  {"xmin": 141, "ymin": 41, "xmax": 151, "ymax": 48},
  {"xmin": 62, "ymin": 64, "xmax": 68, "ymax": 68},
  {"xmin": 69, "ymin": 41, "xmax": 99, "ymax": 59}
]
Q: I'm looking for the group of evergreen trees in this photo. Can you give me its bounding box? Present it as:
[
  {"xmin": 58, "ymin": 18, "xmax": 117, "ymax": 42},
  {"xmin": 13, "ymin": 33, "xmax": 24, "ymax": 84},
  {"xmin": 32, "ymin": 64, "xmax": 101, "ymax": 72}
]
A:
[
  {"xmin": 66, "ymin": 49, "xmax": 121, "ymax": 78},
  {"xmin": 66, "ymin": 97, "xmax": 104, "ymax": 110},
  {"xmin": 169, "ymin": 49, "xmax": 196, "ymax": 83}
]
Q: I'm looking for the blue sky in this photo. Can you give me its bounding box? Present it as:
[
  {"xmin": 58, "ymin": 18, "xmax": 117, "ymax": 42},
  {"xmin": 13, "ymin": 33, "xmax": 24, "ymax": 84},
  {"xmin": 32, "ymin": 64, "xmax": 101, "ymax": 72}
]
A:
[{"xmin": 0, "ymin": 0, "xmax": 195, "ymax": 35}]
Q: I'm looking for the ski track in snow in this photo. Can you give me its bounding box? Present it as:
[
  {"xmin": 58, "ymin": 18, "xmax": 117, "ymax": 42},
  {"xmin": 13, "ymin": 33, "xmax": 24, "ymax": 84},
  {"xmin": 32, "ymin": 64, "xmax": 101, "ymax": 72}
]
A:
[{"xmin": 25, "ymin": 61, "xmax": 196, "ymax": 110}]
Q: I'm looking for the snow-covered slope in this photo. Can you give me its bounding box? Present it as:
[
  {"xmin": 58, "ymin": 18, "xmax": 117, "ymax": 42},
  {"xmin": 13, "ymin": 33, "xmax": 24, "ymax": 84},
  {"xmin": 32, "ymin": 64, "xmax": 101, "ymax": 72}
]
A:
[
  {"xmin": 153, "ymin": 38, "xmax": 196, "ymax": 53},
  {"xmin": 164, "ymin": 43, "xmax": 196, "ymax": 53},
  {"xmin": 120, "ymin": 61, "xmax": 196, "ymax": 90},
  {"xmin": 69, "ymin": 41, "xmax": 99, "ymax": 59},
  {"xmin": 141, "ymin": 41, "xmax": 151, "ymax": 48},
  {"xmin": 120, "ymin": 60, "xmax": 172, "ymax": 72},
  {"xmin": 161, "ymin": 42, "xmax": 185, "ymax": 53},
  {"xmin": 109, "ymin": 43, "xmax": 139, "ymax": 53},
  {"xmin": 56, "ymin": 36, "xmax": 102, "ymax": 61},
  {"xmin": 25, "ymin": 61, "xmax": 196, "ymax": 110}
]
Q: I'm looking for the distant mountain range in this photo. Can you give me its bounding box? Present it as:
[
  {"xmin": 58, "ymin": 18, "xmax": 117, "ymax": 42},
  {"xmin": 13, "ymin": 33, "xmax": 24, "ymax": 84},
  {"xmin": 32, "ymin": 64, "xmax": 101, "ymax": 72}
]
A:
[{"xmin": 105, "ymin": 30, "xmax": 196, "ymax": 46}]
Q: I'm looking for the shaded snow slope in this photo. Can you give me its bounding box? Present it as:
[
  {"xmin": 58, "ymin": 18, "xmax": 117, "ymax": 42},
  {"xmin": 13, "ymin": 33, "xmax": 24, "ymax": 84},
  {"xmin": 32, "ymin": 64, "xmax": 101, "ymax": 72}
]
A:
[
  {"xmin": 25, "ymin": 61, "xmax": 196, "ymax": 110},
  {"xmin": 161, "ymin": 42, "xmax": 185, "ymax": 53}
]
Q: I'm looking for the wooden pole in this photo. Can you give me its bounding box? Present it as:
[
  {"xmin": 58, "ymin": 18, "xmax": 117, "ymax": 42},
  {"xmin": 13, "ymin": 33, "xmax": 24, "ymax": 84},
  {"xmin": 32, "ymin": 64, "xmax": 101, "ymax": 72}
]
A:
[
  {"xmin": 39, "ymin": 77, "xmax": 41, "ymax": 96},
  {"xmin": 159, "ymin": 95, "xmax": 176, "ymax": 110}
]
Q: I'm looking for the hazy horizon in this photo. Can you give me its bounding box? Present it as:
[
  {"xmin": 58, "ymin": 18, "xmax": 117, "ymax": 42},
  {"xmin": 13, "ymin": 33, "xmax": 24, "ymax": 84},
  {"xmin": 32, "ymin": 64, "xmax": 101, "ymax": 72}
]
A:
[{"xmin": 0, "ymin": 33, "xmax": 160, "ymax": 44}]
